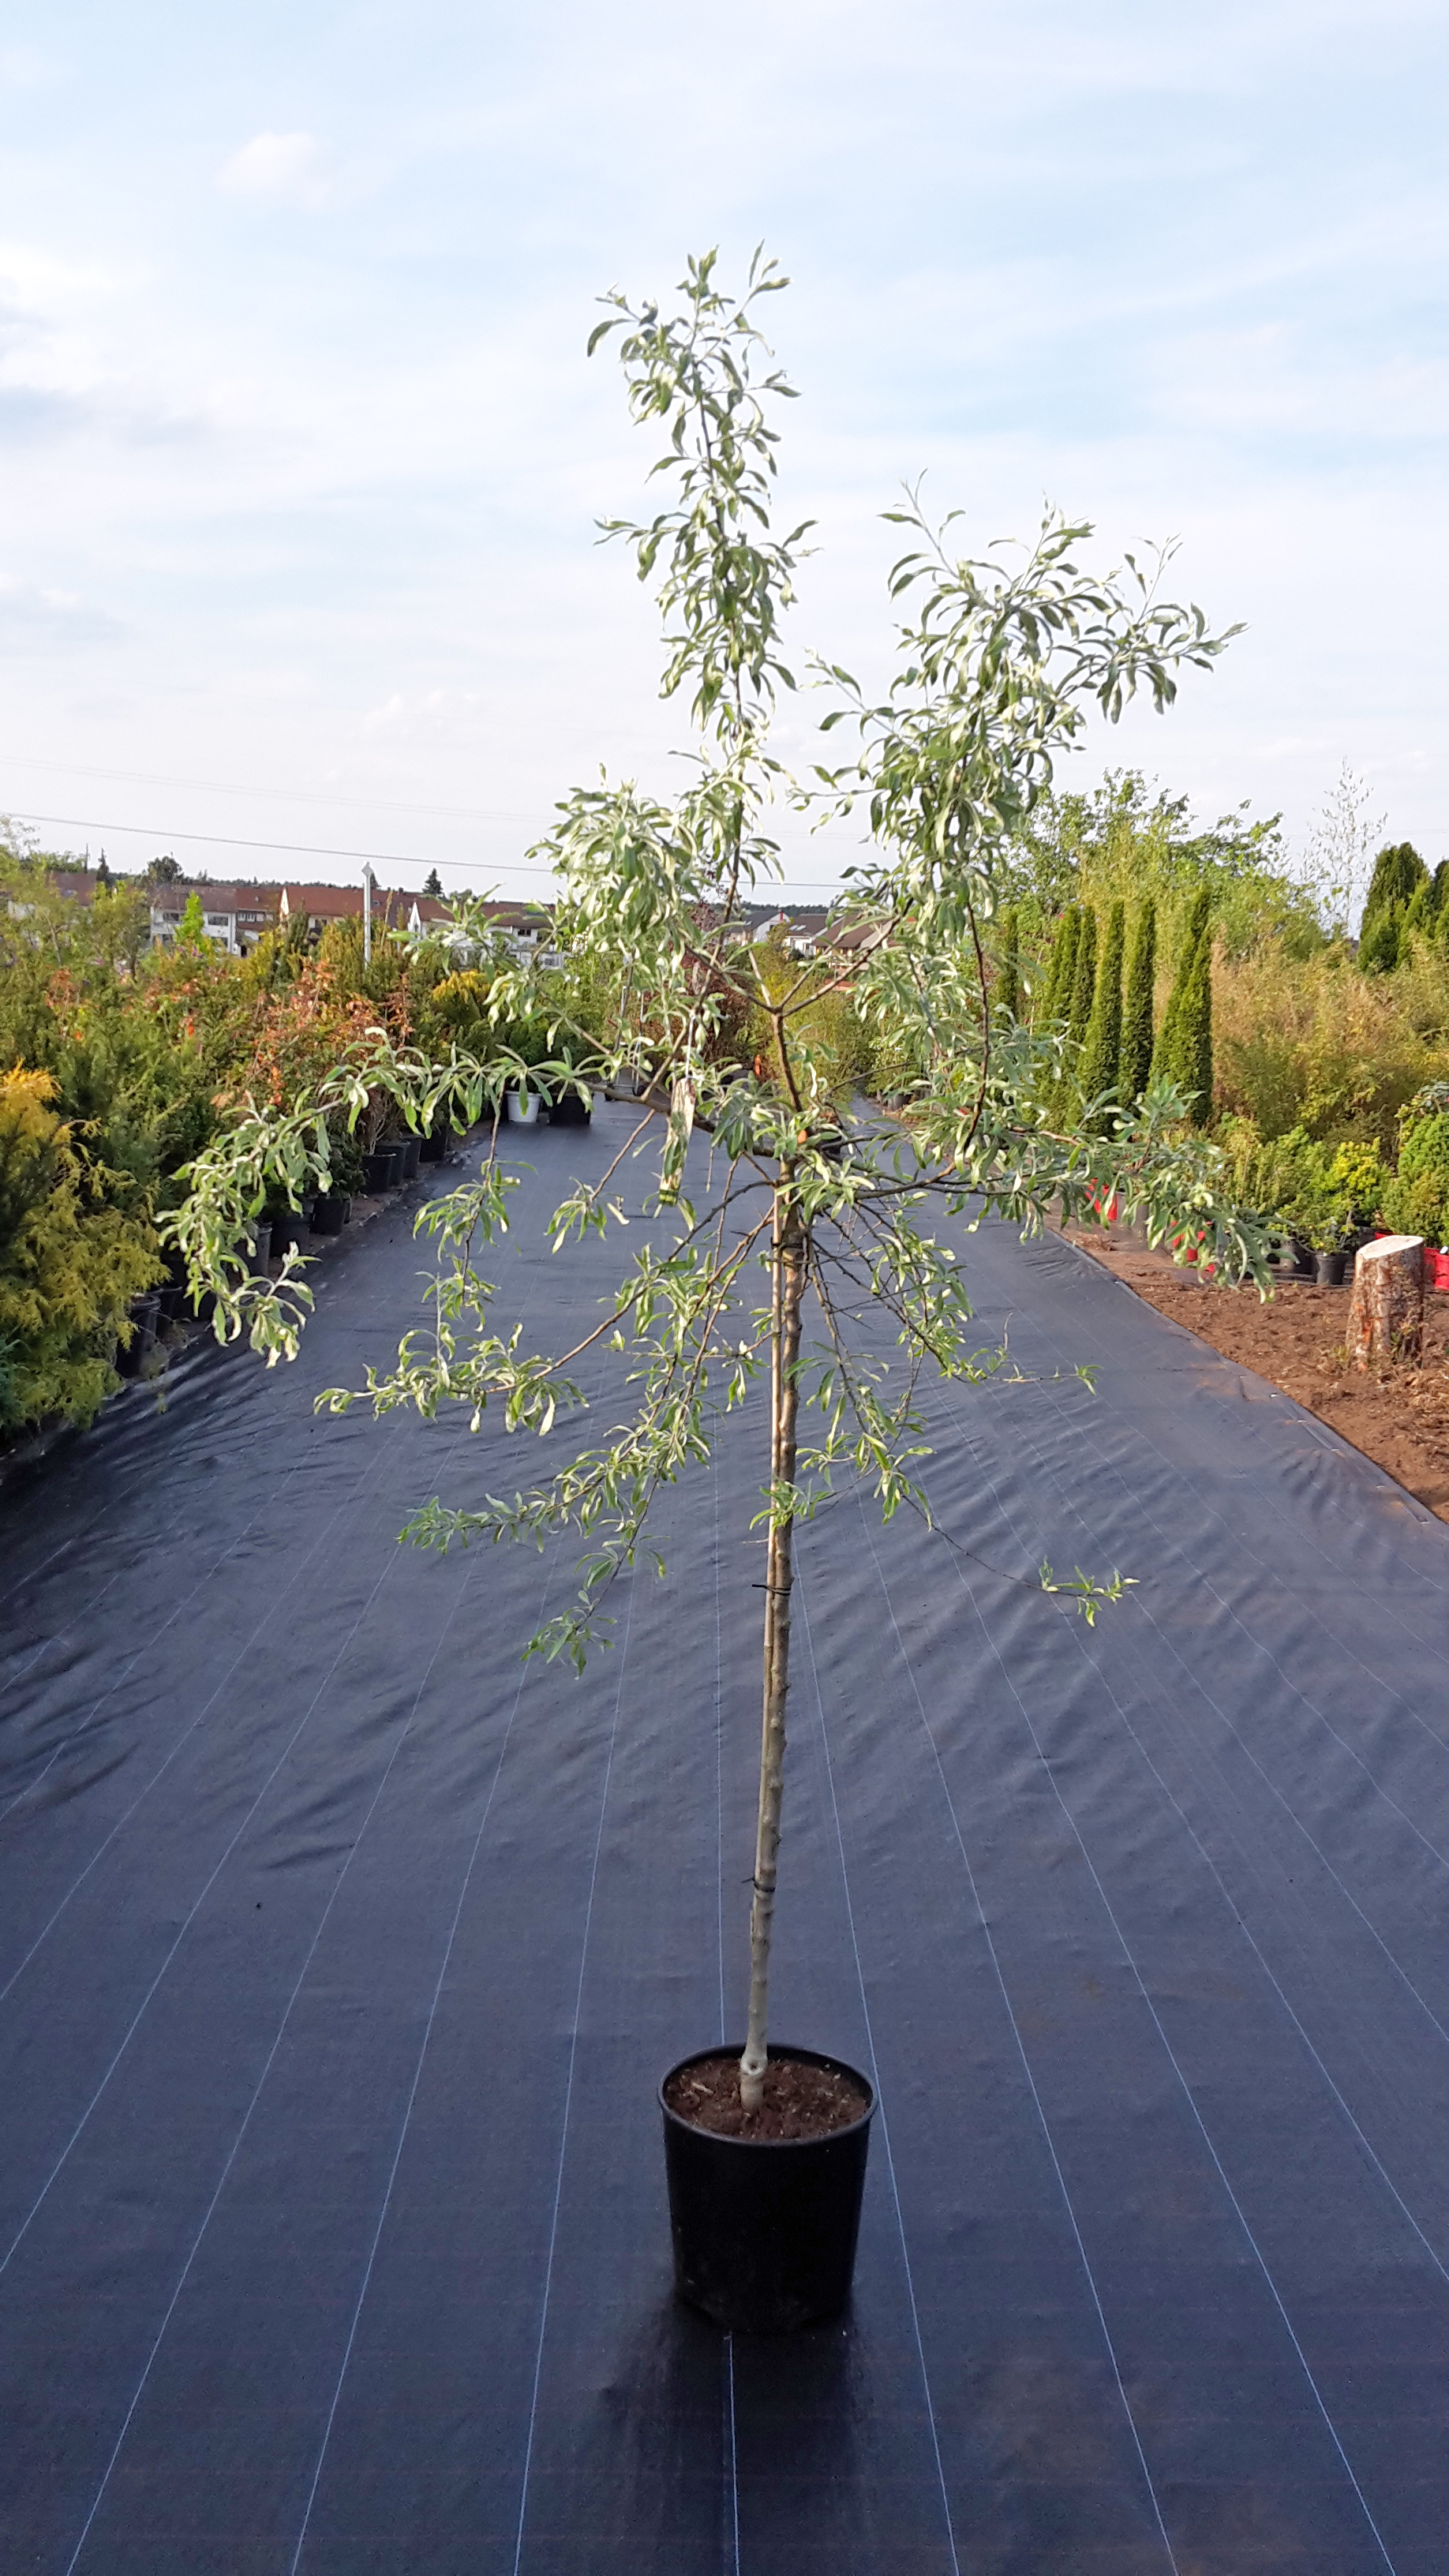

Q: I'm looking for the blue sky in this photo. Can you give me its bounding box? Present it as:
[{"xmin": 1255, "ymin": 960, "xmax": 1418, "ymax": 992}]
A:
[{"xmin": 0, "ymin": 0, "xmax": 1443, "ymax": 898}]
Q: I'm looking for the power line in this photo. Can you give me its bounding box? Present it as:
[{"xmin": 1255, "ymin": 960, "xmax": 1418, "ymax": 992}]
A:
[
  {"xmin": 2, "ymin": 805, "xmax": 851, "ymax": 896},
  {"xmin": 0, "ymin": 753, "xmax": 537, "ymax": 826},
  {"xmin": 6, "ymin": 807, "xmax": 524, "ymax": 871}
]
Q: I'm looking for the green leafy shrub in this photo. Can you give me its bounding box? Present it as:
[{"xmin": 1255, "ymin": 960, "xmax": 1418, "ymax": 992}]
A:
[
  {"xmin": 1382, "ymin": 1108, "xmax": 1449, "ymax": 1247},
  {"xmin": 1217, "ymin": 1120, "xmax": 1383, "ymax": 1251},
  {"xmin": 1215, "ymin": 946, "xmax": 1438, "ymax": 1148}
]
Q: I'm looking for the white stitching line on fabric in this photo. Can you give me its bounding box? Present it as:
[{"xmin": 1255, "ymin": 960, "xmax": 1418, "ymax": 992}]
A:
[
  {"xmin": 0, "ymin": 1533, "xmax": 411, "ymax": 2284},
  {"xmin": 826, "ymin": 1521, "xmax": 1178, "ymax": 2573},
  {"xmin": 507, "ymin": 1578, "xmax": 635, "ymax": 2576},
  {"xmin": 942, "ymin": 1381, "xmax": 1449, "ymax": 2060},
  {"xmin": 796, "ymin": 1569, "xmax": 966, "ymax": 2576},
  {"xmin": 58, "ymin": 1540, "xmax": 488, "ymax": 2575},
  {"xmin": 0, "ymin": 1425, "xmax": 412, "ymax": 2001},
  {"xmin": 922, "ymin": 1474, "xmax": 1401, "ymax": 2574},
  {"xmin": 283, "ymin": 1549, "xmax": 559, "ymax": 2576}
]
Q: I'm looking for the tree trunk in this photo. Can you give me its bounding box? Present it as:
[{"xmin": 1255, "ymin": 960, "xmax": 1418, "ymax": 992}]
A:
[
  {"xmin": 740, "ymin": 1181, "xmax": 806, "ymax": 2110},
  {"xmin": 1349, "ymin": 1234, "xmax": 1424, "ymax": 1368}
]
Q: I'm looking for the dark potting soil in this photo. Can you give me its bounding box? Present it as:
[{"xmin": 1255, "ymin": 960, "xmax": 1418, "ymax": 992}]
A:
[{"xmin": 664, "ymin": 2053, "xmax": 870, "ymax": 2141}]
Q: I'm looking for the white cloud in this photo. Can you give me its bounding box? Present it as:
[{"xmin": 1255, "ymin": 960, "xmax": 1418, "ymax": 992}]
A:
[{"xmin": 214, "ymin": 132, "xmax": 331, "ymax": 208}]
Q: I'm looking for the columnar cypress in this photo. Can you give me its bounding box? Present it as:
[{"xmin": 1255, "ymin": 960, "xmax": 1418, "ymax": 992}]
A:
[
  {"xmin": 1080, "ymin": 898, "xmax": 1125, "ymax": 1111},
  {"xmin": 1153, "ymin": 887, "xmax": 1210, "ymax": 1088},
  {"xmin": 1041, "ymin": 905, "xmax": 1080, "ymax": 1025},
  {"xmin": 1179, "ymin": 924, "xmax": 1214, "ymax": 1126},
  {"xmin": 1361, "ymin": 841, "xmax": 1426, "ymax": 938},
  {"xmin": 1068, "ymin": 904, "xmax": 1097, "ymax": 1050},
  {"xmin": 1154, "ymin": 886, "xmax": 1213, "ymax": 1120},
  {"xmin": 1121, "ymin": 897, "xmax": 1156, "ymax": 1102},
  {"xmin": 995, "ymin": 905, "xmax": 1020, "ymax": 1020}
]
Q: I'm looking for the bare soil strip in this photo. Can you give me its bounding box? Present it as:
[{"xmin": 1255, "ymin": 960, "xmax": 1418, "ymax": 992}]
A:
[{"xmin": 1067, "ymin": 1227, "xmax": 1449, "ymax": 1523}]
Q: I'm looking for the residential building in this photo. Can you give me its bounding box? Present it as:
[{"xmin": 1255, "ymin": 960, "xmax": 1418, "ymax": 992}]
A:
[{"xmin": 148, "ymin": 882, "xmax": 279, "ymax": 955}]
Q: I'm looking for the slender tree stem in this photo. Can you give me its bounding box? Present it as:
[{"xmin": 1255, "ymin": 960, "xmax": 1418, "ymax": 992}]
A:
[{"xmin": 740, "ymin": 1174, "xmax": 806, "ymax": 2108}]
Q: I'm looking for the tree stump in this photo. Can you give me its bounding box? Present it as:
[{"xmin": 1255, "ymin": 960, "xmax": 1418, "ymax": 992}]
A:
[{"xmin": 1348, "ymin": 1234, "xmax": 1424, "ymax": 1368}]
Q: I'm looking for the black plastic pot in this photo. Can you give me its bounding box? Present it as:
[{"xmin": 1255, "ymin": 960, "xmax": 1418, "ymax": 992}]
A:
[
  {"xmin": 1315, "ymin": 1249, "xmax": 1348, "ymax": 1287},
  {"xmin": 117, "ymin": 1291, "xmax": 161, "ymax": 1379},
  {"xmin": 420, "ymin": 1131, "xmax": 447, "ymax": 1163},
  {"xmin": 398, "ymin": 1135, "xmax": 422, "ymax": 1181},
  {"xmin": 362, "ymin": 1147, "xmax": 400, "ymax": 1191},
  {"xmin": 311, "ymin": 1193, "xmax": 351, "ymax": 1235},
  {"xmin": 244, "ymin": 1221, "xmax": 272, "ymax": 1271},
  {"xmin": 549, "ymin": 1091, "xmax": 593, "ymax": 1128},
  {"xmin": 1290, "ymin": 1236, "xmax": 1316, "ymax": 1278},
  {"xmin": 659, "ymin": 2045, "xmax": 874, "ymax": 2334},
  {"xmin": 270, "ymin": 1209, "xmax": 309, "ymax": 1258}
]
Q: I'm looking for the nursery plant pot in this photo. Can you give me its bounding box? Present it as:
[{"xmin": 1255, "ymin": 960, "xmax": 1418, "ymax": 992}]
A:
[
  {"xmin": 399, "ymin": 1135, "xmax": 422, "ymax": 1180},
  {"xmin": 117, "ymin": 1290, "xmax": 162, "ymax": 1378},
  {"xmin": 311, "ymin": 1193, "xmax": 350, "ymax": 1235},
  {"xmin": 1290, "ymin": 1236, "xmax": 1316, "ymax": 1278},
  {"xmin": 507, "ymin": 1088, "xmax": 540, "ymax": 1126},
  {"xmin": 549, "ymin": 1091, "xmax": 593, "ymax": 1127},
  {"xmin": 271, "ymin": 1210, "xmax": 309, "ymax": 1258},
  {"xmin": 1314, "ymin": 1250, "xmax": 1348, "ymax": 1287},
  {"xmin": 244, "ymin": 1222, "xmax": 272, "ymax": 1271},
  {"xmin": 659, "ymin": 2045, "xmax": 874, "ymax": 2335},
  {"xmin": 420, "ymin": 1131, "xmax": 447, "ymax": 1162},
  {"xmin": 362, "ymin": 1148, "xmax": 399, "ymax": 1192}
]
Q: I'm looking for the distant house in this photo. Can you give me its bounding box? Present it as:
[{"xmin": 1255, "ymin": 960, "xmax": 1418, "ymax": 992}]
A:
[
  {"xmin": 6, "ymin": 867, "xmax": 101, "ymax": 923},
  {"xmin": 46, "ymin": 869, "xmax": 100, "ymax": 908},
  {"xmin": 148, "ymin": 882, "xmax": 279, "ymax": 956},
  {"xmin": 277, "ymin": 882, "xmax": 425, "ymax": 939},
  {"xmin": 481, "ymin": 900, "xmax": 564, "ymax": 968},
  {"xmin": 404, "ymin": 893, "xmax": 453, "ymax": 937},
  {"xmin": 424, "ymin": 897, "xmax": 565, "ymax": 970},
  {"xmin": 750, "ymin": 907, "xmax": 833, "ymax": 955}
]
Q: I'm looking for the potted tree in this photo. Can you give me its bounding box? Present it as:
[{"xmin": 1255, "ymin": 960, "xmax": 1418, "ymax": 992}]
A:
[{"xmin": 170, "ymin": 253, "xmax": 1263, "ymax": 2333}]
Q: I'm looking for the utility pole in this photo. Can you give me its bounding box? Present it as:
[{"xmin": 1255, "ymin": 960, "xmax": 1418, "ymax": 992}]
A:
[{"xmin": 362, "ymin": 862, "xmax": 374, "ymax": 968}]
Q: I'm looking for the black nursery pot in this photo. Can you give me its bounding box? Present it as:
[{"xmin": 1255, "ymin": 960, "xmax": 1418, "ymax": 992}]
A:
[
  {"xmin": 361, "ymin": 1147, "xmax": 399, "ymax": 1192},
  {"xmin": 659, "ymin": 2046, "xmax": 874, "ymax": 2335},
  {"xmin": 397, "ymin": 1134, "xmax": 422, "ymax": 1180},
  {"xmin": 549, "ymin": 1091, "xmax": 593, "ymax": 1128},
  {"xmin": 311, "ymin": 1193, "xmax": 350, "ymax": 1235},
  {"xmin": 1315, "ymin": 1249, "xmax": 1348, "ymax": 1287},
  {"xmin": 117, "ymin": 1290, "xmax": 161, "ymax": 1378}
]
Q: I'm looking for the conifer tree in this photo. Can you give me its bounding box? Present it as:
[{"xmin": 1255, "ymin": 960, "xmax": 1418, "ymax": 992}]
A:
[
  {"xmin": 1121, "ymin": 897, "xmax": 1156, "ymax": 1102},
  {"xmin": 1153, "ymin": 887, "xmax": 1209, "ymax": 1087},
  {"xmin": 1068, "ymin": 904, "xmax": 1097, "ymax": 1050},
  {"xmin": 1080, "ymin": 898, "xmax": 1125, "ymax": 1112},
  {"xmin": 995, "ymin": 905, "xmax": 1020, "ymax": 1019},
  {"xmin": 1178, "ymin": 922, "xmax": 1214, "ymax": 1126},
  {"xmin": 1041, "ymin": 905, "xmax": 1080, "ymax": 1025},
  {"xmin": 1361, "ymin": 841, "xmax": 1425, "ymax": 937},
  {"xmin": 1359, "ymin": 908, "xmax": 1402, "ymax": 975},
  {"xmin": 1404, "ymin": 878, "xmax": 1432, "ymax": 936},
  {"xmin": 1154, "ymin": 886, "xmax": 1213, "ymax": 1118}
]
